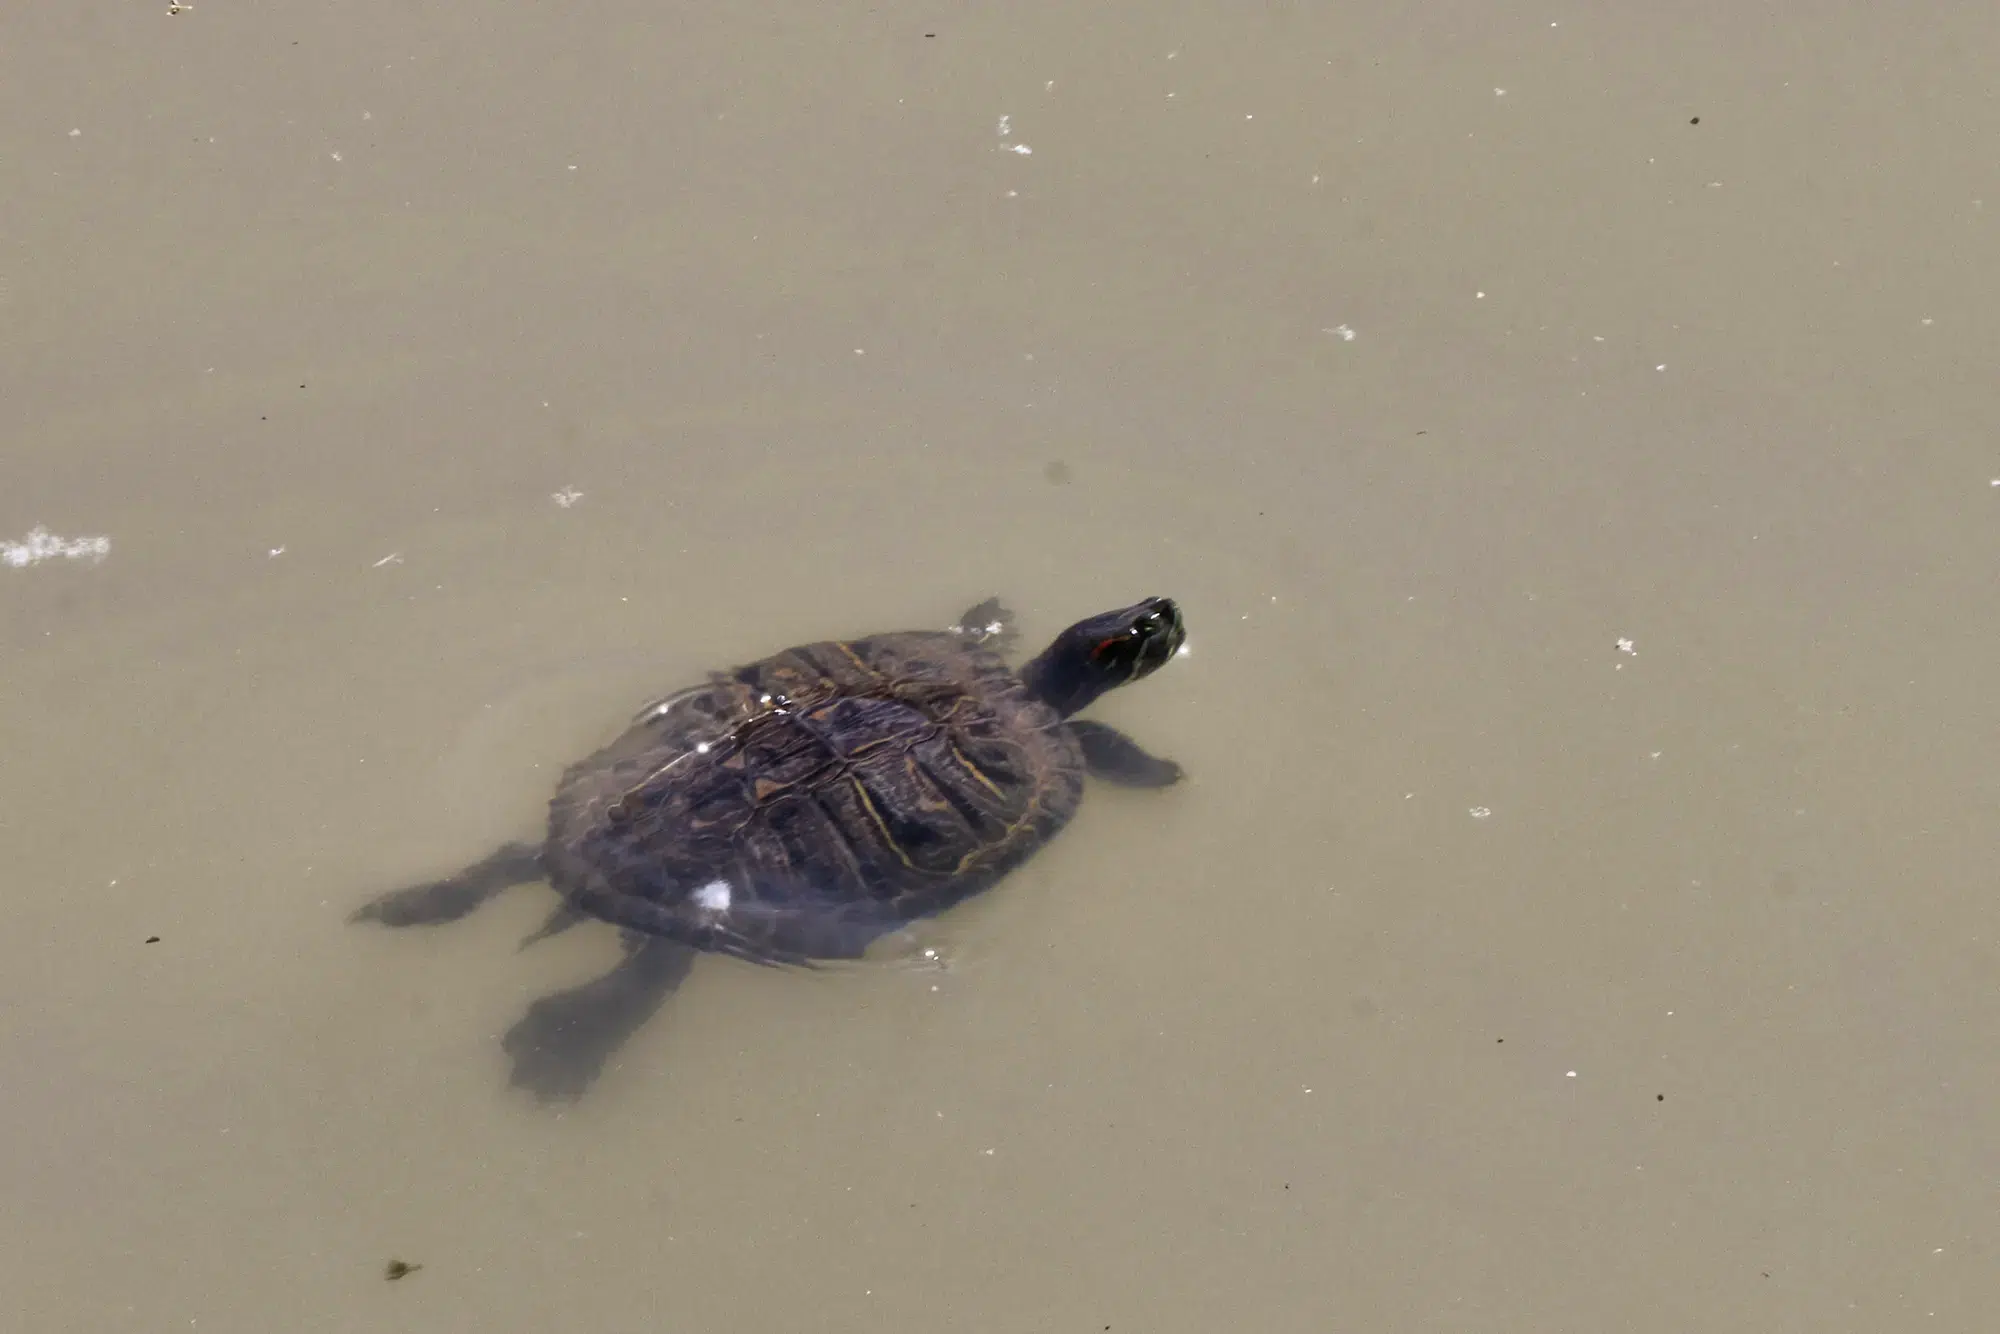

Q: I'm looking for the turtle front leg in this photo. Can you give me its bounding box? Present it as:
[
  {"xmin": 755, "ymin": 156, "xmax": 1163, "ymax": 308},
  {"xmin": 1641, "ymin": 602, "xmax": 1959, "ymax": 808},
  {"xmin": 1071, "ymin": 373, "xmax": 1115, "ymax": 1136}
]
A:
[
  {"xmin": 952, "ymin": 597, "xmax": 1019, "ymax": 653},
  {"xmin": 349, "ymin": 841, "xmax": 544, "ymax": 927},
  {"xmin": 1069, "ymin": 720, "xmax": 1185, "ymax": 788}
]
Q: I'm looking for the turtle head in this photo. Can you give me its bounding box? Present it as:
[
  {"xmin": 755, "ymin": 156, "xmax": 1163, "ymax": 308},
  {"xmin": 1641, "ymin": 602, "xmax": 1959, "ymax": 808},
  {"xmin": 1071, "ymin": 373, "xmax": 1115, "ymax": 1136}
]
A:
[{"xmin": 1020, "ymin": 597, "xmax": 1185, "ymax": 716}]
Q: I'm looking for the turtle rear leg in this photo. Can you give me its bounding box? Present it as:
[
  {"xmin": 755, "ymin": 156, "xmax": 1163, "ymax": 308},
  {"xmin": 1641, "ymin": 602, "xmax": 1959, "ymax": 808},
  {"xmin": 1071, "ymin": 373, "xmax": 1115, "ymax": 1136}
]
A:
[
  {"xmin": 349, "ymin": 841, "xmax": 544, "ymax": 927},
  {"xmin": 952, "ymin": 597, "xmax": 1020, "ymax": 654},
  {"xmin": 501, "ymin": 933, "xmax": 697, "ymax": 1101},
  {"xmin": 1070, "ymin": 719, "xmax": 1185, "ymax": 787}
]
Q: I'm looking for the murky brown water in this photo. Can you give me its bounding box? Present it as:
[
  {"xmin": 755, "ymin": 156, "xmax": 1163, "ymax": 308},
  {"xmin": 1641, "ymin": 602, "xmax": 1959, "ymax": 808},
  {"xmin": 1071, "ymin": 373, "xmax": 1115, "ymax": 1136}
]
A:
[{"xmin": 6, "ymin": 3, "xmax": 1999, "ymax": 1329}]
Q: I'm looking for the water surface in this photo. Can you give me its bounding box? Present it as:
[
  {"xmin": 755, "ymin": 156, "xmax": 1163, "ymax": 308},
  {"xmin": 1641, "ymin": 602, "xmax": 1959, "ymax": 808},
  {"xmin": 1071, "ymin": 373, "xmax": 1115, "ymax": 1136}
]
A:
[{"xmin": 4, "ymin": 3, "xmax": 1997, "ymax": 1330}]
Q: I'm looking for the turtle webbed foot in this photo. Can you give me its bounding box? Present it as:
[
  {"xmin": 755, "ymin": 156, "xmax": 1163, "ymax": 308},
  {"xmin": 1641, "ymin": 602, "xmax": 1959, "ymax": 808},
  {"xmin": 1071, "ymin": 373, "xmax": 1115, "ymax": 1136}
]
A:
[{"xmin": 1070, "ymin": 719, "xmax": 1185, "ymax": 788}]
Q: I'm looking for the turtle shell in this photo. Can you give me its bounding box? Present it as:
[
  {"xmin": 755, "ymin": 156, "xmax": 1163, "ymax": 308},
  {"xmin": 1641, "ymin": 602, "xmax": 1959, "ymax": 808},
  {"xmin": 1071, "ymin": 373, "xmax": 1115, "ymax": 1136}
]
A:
[{"xmin": 539, "ymin": 628, "xmax": 1085, "ymax": 964}]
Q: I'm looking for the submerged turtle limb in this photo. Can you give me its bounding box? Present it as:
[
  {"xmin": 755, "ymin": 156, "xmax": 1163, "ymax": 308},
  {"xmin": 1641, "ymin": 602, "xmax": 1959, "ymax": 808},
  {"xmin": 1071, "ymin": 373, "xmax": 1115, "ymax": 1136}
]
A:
[
  {"xmin": 501, "ymin": 932, "xmax": 697, "ymax": 1101},
  {"xmin": 349, "ymin": 841, "xmax": 543, "ymax": 927},
  {"xmin": 1068, "ymin": 719, "xmax": 1186, "ymax": 788}
]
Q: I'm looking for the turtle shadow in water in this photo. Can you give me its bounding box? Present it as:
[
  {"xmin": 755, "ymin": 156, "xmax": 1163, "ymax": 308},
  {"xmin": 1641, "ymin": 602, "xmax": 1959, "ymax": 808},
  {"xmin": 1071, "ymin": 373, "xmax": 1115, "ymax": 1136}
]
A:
[{"xmin": 351, "ymin": 843, "xmax": 697, "ymax": 1103}]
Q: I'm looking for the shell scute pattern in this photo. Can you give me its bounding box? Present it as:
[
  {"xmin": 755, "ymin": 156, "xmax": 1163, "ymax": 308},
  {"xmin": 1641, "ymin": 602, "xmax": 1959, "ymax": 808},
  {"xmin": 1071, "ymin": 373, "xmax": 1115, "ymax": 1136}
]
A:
[{"xmin": 546, "ymin": 628, "xmax": 1084, "ymax": 961}]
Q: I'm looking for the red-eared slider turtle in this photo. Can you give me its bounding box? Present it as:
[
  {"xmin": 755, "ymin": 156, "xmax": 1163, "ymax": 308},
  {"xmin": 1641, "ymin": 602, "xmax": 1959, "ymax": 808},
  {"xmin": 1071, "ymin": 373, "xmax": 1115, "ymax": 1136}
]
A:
[{"xmin": 353, "ymin": 596, "xmax": 1186, "ymax": 1099}]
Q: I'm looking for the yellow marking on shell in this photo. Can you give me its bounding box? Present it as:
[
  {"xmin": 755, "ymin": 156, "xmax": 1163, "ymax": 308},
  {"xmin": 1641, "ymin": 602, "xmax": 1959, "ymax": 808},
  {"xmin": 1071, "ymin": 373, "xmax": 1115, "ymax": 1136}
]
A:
[
  {"xmin": 947, "ymin": 723, "xmax": 1079, "ymax": 877},
  {"xmin": 949, "ymin": 742, "xmax": 1007, "ymax": 798},
  {"xmin": 831, "ymin": 640, "xmax": 887, "ymax": 682},
  {"xmin": 609, "ymin": 707, "xmax": 761, "ymax": 823},
  {"xmin": 901, "ymin": 755, "xmax": 953, "ymax": 810},
  {"xmin": 617, "ymin": 745, "xmax": 704, "ymax": 810},
  {"xmin": 846, "ymin": 777, "xmax": 920, "ymax": 870}
]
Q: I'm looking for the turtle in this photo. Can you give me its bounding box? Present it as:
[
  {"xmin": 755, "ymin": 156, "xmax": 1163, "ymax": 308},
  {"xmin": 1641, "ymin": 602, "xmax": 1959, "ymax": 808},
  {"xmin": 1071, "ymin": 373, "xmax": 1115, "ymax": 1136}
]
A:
[{"xmin": 351, "ymin": 595, "xmax": 1187, "ymax": 1100}]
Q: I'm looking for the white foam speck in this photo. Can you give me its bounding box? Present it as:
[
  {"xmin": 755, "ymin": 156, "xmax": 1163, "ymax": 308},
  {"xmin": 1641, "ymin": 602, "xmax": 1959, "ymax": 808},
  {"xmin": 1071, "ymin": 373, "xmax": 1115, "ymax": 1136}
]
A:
[
  {"xmin": 692, "ymin": 879, "xmax": 732, "ymax": 912},
  {"xmin": 3, "ymin": 527, "xmax": 110, "ymax": 568}
]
